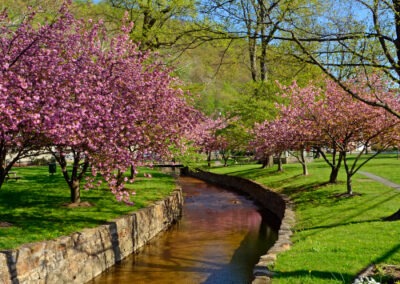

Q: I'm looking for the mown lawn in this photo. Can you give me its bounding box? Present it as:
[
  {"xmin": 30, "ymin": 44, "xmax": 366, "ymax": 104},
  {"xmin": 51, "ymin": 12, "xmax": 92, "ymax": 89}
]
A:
[
  {"xmin": 0, "ymin": 166, "xmax": 176, "ymax": 249},
  {"xmin": 210, "ymin": 153, "xmax": 400, "ymax": 283}
]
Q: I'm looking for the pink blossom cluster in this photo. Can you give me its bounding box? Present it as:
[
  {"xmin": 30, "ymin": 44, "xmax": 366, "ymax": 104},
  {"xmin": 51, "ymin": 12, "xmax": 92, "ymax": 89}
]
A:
[
  {"xmin": 253, "ymin": 77, "xmax": 399, "ymax": 159},
  {"xmin": 252, "ymin": 76, "xmax": 399, "ymax": 192},
  {"xmin": 0, "ymin": 4, "xmax": 201, "ymax": 203}
]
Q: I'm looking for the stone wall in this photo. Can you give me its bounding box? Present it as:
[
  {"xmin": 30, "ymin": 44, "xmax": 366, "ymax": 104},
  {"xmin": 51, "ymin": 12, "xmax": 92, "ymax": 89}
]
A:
[
  {"xmin": 184, "ymin": 169, "xmax": 295, "ymax": 284},
  {"xmin": 0, "ymin": 188, "xmax": 183, "ymax": 284}
]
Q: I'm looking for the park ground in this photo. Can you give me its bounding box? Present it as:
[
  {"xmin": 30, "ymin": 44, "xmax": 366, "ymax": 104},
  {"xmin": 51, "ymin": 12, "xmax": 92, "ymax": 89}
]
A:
[
  {"xmin": 209, "ymin": 153, "xmax": 400, "ymax": 284},
  {"xmin": 0, "ymin": 154, "xmax": 399, "ymax": 283}
]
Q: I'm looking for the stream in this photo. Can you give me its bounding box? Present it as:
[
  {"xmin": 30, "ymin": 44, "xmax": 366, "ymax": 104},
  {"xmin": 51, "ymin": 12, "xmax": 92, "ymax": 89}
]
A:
[{"xmin": 91, "ymin": 176, "xmax": 278, "ymax": 284}]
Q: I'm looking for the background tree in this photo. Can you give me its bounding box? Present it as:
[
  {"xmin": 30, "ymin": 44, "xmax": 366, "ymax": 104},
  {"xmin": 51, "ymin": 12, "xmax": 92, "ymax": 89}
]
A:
[
  {"xmin": 252, "ymin": 119, "xmax": 289, "ymax": 171},
  {"xmin": 279, "ymin": 77, "xmax": 399, "ymax": 194},
  {"xmin": 287, "ymin": 0, "xmax": 400, "ymax": 119},
  {"xmin": 103, "ymin": 0, "xmax": 204, "ymax": 53},
  {"xmin": 191, "ymin": 117, "xmax": 227, "ymax": 167},
  {"xmin": 199, "ymin": 0, "xmax": 317, "ymax": 83}
]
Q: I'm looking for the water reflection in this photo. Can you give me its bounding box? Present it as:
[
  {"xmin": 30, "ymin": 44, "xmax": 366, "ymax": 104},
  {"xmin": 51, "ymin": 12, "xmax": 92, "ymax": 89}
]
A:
[{"xmin": 91, "ymin": 177, "xmax": 277, "ymax": 284}]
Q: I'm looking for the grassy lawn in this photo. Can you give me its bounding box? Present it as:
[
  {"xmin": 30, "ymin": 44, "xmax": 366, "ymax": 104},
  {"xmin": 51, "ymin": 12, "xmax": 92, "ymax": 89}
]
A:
[
  {"xmin": 209, "ymin": 153, "xmax": 400, "ymax": 283},
  {"xmin": 0, "ymin": 166, "xmax": 176, "ymax": 250}
]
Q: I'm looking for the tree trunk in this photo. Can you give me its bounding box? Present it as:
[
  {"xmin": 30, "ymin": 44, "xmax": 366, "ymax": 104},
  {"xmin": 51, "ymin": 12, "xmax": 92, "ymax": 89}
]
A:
[
  {"xmin": 220, "ymin": 149, "xmax": 229, "ymax": 167},
  {"xmin": 300, "ymin": 150, "xmax": 308, "ymax": 175},
  {"xmin": 207, "ymin": 151, "xmax": 211, "ymax": 167},
  {"xmin": 259, "ymin": 0, "xmax": 267, "ymax": 82},
  {"xmin": 301, "ymin": 161, "xmax": 308, "ymax": 176},
  {"xmin": 223, "ymin": 155, "xmax": 229, "ymax": 167},
  {"xmin": 346, "ymin": 175, "xmax": 353, "ymax": 195},
  {"xmin": 0, "ymin": 172, "xmax": 5, "ymax": 190},
  {"xmin": 261, "ymin": 160, "xmax": 267, "ymax": 169},
  {"xmin": 277, "ymin": 152, "xmax": 283, "ymax": 172},
  {"xmin": 261, "ymin": 154, "xmax": 273, "ymax": 168},
  {"xmin": 54, "ymin": 150, "xmax": 86, "ymax": 204},
  {"xmin": 249, "ymin": 35, "xmax": 258, "ymax": 81},
  {"xmin": 329, "ymin": 166, "xmax": 340, "ymax": 183},
  {"xmin": 328, "ymin": 151, "xmax": 343, "ymax": 183},
  {"xmin": 130, "ymin": 164, "xmax": 135, "ymax": 179},
  {"xmin": 70, "ymin": 179, "xmax": 81, "ymax": 203}
]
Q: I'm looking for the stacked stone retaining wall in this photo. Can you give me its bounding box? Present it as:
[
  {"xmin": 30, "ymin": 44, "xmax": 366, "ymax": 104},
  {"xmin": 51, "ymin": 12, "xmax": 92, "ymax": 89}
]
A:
[
  {"xmin": 0, "ymin": 188, "xmax": 183, "ymax": 284},
  {"xmin": 184, "ymin": 169, "xmax": 295, "ymax": 284}
]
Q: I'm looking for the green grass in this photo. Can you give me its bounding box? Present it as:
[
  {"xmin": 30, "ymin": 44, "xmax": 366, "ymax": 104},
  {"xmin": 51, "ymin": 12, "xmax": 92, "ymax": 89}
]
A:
[
  {"xmin": 209, "ymin": 154, "xmax": 400, "ymax": 283},
  {"xmin": 0, "ymin": 166, "xmax": 176, "ymax": 250},
  {"xmin": 361, "ymin": 153, "xmax": 400, "ymax": 184}
]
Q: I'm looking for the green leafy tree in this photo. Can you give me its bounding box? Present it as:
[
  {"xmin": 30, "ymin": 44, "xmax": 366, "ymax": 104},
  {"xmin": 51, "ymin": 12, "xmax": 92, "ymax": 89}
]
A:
[
  {"xmin": 105, "ymin": 0, "xmax": 199, "ymax": 51},
  {"xmin": 287, "ymin": 0, "xmax": 400, "ymax": 119}
]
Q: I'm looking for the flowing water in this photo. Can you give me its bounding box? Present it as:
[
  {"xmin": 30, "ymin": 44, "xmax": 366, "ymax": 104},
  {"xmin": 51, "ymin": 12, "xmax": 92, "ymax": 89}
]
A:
[{"xmin": 91, "ymin": 176, "xmax": 278, "ymax": 284}]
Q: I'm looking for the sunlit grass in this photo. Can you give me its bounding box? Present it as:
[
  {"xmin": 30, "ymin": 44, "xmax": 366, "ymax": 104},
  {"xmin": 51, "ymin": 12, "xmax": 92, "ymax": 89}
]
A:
[
  {"xmin": 209, "ymin": 153, "xmax": 400, "ymax": 283},
  {"xmin": 0, "ymin": 166, "xmax": 176, "ymax": 249}
]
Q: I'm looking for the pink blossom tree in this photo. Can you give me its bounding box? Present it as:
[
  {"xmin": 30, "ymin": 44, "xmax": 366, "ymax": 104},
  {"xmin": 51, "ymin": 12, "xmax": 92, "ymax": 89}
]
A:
[
  {"xmin": 191, "ymin": 117, "xmax": 228, "ymax": 167},
  {"xmin": 0, "ymin": 4, "xmax": 200, "ymax": 203},
  {"xmin": 0, "ymin": 9, "xmax": 60, "ymax": 188},
  {"xmin": 252, "ymin": 119, "xmax": 288, "ymax": 172},
  {"xmin": 279, "ymin": 78, "xmax": 399, "ymax": 195}
]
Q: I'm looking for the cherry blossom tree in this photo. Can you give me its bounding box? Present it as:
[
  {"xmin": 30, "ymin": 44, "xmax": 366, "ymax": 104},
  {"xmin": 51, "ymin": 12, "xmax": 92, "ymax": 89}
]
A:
[
  {"xmin": 279, "ymin": 78, "xmax": 399, "ymax": 194},
  {"xmin": 252, "ymin": 119, "xmax": 287, "ymax": 172},
  {"xmin": 0, "ymin": 9, "xmax": 59, "ymax": 188},
  {"xmin": 0, "ymin": 4, "xmax": 200, "ymax": 203},
  {"xmin": 191, "ymin": 117, "xmax": 227, "ymax": 167},
  {"xmin": 252, "ymin": 113, "xmax": 314, "ymax": 175}
]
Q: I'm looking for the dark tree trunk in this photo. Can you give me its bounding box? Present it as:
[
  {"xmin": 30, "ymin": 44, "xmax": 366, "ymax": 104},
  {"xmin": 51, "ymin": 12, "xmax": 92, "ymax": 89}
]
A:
[
  {"xmin": 277, "ymin": 152, "xmax": 283, "ymax": 172},
  {"xmin": 249, "ymin": 35, "xmax": 258, "ymax": 81},
  {"xmin": 207, "ymin": 151, "xmax": 211, "ymax": 167},
  {"xmin": 130, "ymin": 164, "xmax": 136, "ymax": 179},
  {"xmin": 115, "ymin": 169, "xmax": 124, "ymax": 188},
  {"xmin": 0, "ymin": 147, "xmax": 22, "ymax": 190},
  {"xmin": 259, "ymin": 0, "xmax": 267, "ymax": 82},
  {"xmin": 326, "ymin": 150, "xmax": 343, "ymax": 184},
  {"xmin": 0, "ymin": 172, "xmax": 5, "ymax": 190},
  {"xmin": 220, "ymin": 149, "xmax": 229, "ymax": 167},
  {"xmin": 222, "ymin": 155, "xmax": 229, "ymax": 167},
  {"xmin": 54, "ymin": 150, "xmax": 89, "ymax": 204},
  {"xmin": 329, "ymin": 167, "xmax": 340, "ymax": 183}
]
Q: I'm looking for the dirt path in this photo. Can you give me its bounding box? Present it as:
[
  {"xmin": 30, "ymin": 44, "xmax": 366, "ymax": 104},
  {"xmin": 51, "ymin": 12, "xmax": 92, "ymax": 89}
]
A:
[{"xmin": 358, "ymin": 171, "xmax": 400, "ymax": 191}]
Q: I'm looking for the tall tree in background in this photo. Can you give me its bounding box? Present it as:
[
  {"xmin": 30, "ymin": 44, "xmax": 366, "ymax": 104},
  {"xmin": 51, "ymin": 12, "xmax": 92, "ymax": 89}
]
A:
[
  {"xmin": 287, "ymin": 0, "xmax": 400, "ymax": 118},
  {"xmin": 105, "ymin": 0, "xmax": 200, "ymax": 51},
  {"xmin": 199, "ymin": 0, "xmax": 319, "ymax": 84}
]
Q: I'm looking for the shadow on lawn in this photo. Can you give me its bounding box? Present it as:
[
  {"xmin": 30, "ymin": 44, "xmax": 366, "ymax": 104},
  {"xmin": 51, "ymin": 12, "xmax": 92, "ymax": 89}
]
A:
[
  {"xmin": 280, "ymin": 181, "xmax": 330, "ymax": 195},
  {"xmin": 215, "ymin": 166, "xmax": 268, "ymax": 179},
  {"xmin": 0, "ymin": 212, "xmax": 106, "ymax": 234},
  {"xmin": 356, "ymin": 243, "xmax": 400, "ymax": 282},
  {"xmin": 273, "ymin": 269, "xmax": 353, "ymax": 283},
  {"xmin": 297, "ymin": 190, "xmax": 400, "ymax": 239}
]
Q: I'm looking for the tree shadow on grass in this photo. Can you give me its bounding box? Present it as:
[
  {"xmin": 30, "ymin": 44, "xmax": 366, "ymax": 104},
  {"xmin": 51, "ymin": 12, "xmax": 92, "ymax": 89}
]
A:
[
  {"xmin": 273, "ymin": 269, "xmax": 353, "ymax": 283},
  {"xmin": 356, "ymin": 243, "xmax": 400, "ymax": 282},
  {"xmin": 0, "ymin": 212, "xmax": 107, "ymax": 234},
  {"xmin": 297, "ymin": 191, "xmax": 400, "ymax": 239},
  {"xmin": 281, "ymin": 181, "xmax": 331, "ymax": 195}
]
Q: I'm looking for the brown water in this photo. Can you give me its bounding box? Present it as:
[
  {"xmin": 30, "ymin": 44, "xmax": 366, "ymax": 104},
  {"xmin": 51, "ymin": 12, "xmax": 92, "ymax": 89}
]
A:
[{"xmin": 91, "ymin": 176, "xmax": 278, "ymax": 284}]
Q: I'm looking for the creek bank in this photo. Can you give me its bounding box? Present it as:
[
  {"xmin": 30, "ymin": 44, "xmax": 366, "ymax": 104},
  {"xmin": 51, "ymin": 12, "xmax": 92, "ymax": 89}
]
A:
[
  {"xmin": 0, "ymin": 188, "xmax": 183, "ymax": 284},
  {"xmin": 182, "ymin": 168, "xmax": 295, "ymax": 284}
]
